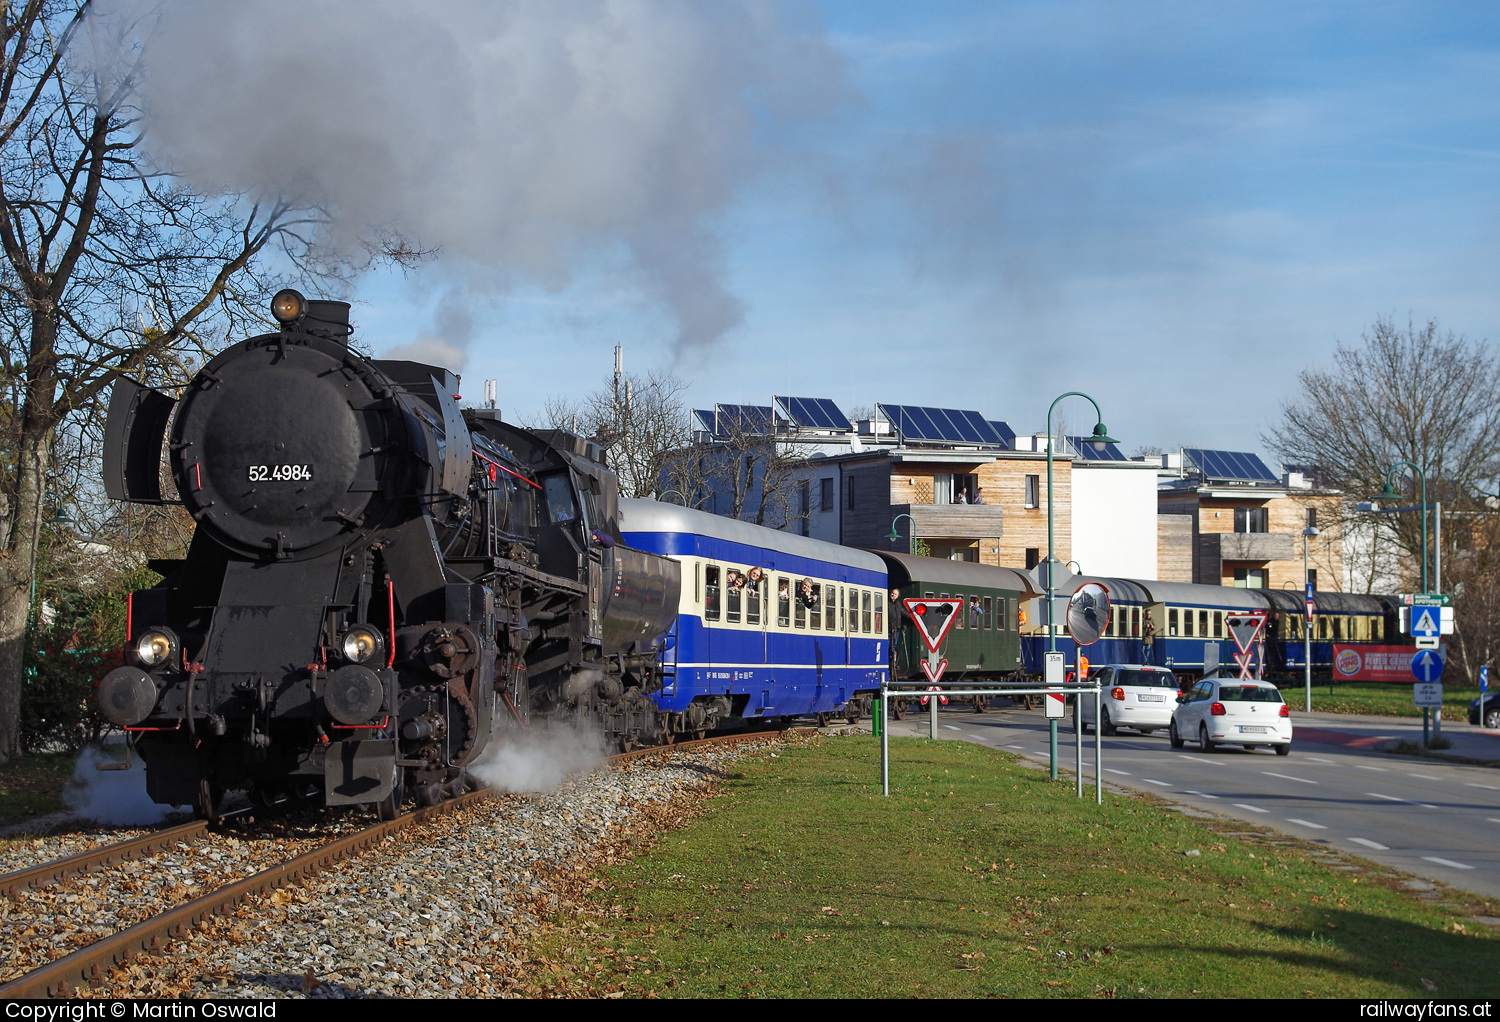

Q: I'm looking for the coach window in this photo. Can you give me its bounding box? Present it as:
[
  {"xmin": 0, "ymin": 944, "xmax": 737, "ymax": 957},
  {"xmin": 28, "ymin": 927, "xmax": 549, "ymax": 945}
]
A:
[
  {"xmin": 874, "ymin": 593, "xmax": 883, "ymax": 633},
  {"xmin": 809, "ymin": 584, "xmax": 822, "ymax": 630},
  {"xmin": 825, "ymin": 588, "xmax": 837, "ymax": 630},
  {"xmin": 1130, "ymin": 607, "xmax": 1139, "ymax": 636},
  {"xmin": 1333, "ymin": 617, "xmax": 1342, "ymax": 641},
  {"xmin": 954, "ymin": 592, "xmax": 964, "ymax": 629},
  {"xmin": 862, "ymin": 591, "xmax": 873, "ymax": 633},
  {"xmin": 1169, "ymin": 608, "xmax": 1179, "ymax": 636},
  {"xmin": 795, "ymin": 588, "xmax": 807, "ymax": 629},
  {"xmin": 1213, "ymin": 612, "xmax": 1223, "ymax": 638},
  {"xmin": 694, "ymin": 563, "xmax": 700, "ymax": 605},
  {"xmin": 982, "ymin": 596, "xmax": 993, "ymax": 630},
  {"xmin": 778, "ymin": 578, "xmax": 791, "ymax": 628},
  {"xmin": 726, "ymin": 574, "xmax": 741, "ymax": 624},
  {"xmin": 1199, "ymin": 610, "xmax": 1209, "ymax": 637},
  {"xmin": 747, "ymin": 583, "xmax": 762, "ymax": 627},
  {"xmin": 705, "ymin": 566, "xmax": 721, "ymax": 622},
  {"xmin": 1183, "ymin": 609, "xmax": 1194, "ymax": 637}
]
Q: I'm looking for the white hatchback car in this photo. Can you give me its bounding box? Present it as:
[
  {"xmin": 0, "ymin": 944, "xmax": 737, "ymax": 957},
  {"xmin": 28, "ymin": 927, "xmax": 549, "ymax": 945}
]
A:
[
  {"xmin": 1170, "ymin": 678, "xmax": 1292, "ymax": 755},
  {"xmin": 1075, "ymin": 665, "xmax": 1179, "ymax": 736}
]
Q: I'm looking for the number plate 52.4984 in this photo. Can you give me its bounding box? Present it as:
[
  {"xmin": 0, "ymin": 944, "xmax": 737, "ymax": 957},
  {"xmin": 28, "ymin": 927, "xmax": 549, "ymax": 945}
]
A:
[{"xmin": 248, "ymin": 465, "xmax": 312, "ymax": 482}]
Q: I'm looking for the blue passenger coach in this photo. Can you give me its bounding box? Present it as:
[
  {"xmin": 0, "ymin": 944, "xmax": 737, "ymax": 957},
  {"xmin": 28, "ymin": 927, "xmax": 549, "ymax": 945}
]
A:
[{"xmin": 619, "ymin": 498, "xmax": 888, "ymax": 733}]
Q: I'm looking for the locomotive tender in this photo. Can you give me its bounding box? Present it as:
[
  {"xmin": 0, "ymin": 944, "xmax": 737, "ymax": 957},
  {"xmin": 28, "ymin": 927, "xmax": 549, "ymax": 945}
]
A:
[{"xmin": 97, "ymin": 291, "xmax": 678, "ymax": 818}]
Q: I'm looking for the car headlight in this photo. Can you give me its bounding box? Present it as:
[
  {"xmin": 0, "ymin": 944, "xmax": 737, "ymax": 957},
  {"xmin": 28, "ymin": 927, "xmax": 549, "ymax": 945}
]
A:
[
  {"xmin": 341, "ymin": 626, "xmax": 384, "ymax": 664},
  {"xmin": 133, "ymin": 629, "xmax": 178, "ymax": 668}
]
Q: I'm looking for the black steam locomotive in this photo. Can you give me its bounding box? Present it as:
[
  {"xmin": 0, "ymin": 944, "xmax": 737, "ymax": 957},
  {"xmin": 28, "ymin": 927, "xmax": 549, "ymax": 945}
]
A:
[{"xmin": 97, "ymin": 291, "xmax": 679, "ymax": 819}]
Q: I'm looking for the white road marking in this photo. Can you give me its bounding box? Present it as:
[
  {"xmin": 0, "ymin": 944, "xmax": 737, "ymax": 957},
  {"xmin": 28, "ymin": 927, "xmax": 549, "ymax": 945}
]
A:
[
  {"xmin": 1104, "ymin": 768, "xmax": 1131, "ymax": 776},
  {"xmin": 1356, "ymin": 765, "xmax": 1388, "ymax": 772},
  {"xmin": 1488, "ymin": 818, "xmax": 1500, "ymax": 824},
  {"xmin": 1262, "ymin": 771, "xmax": 1317, "ymax": 785},
  {"xmin": 1143, "ymin": 779, "xmax": 1171, "ymax": 787},
  {"xmin": 1465, "ymin": 783, "xmax": 1499, "ymax": 791},
  {"xmin": 1368, "ymin": 792, "xmax": 1439, "ymax": 809},
  {"xmin": 1422, "ymin": 856, "xmax": 1475, "ymax": 870},
  {"xmin": 1006, "ymin": 744, "xmax": 1026, "ymax": 750},
  {"xmin": 942, "ymin": 725, "xmax": 963, "ymax": 732},
  {"xmin": 1184, "ymin": 790, "xmax": 1219, "ymax": 799},
  {"xmin": 1349, "ymin": 838, "xmax": 1389, "ymax": 851},
  {"xmin": 1286, "ymin": 818, "xmax": 1327, "ymax": 830},
  {"xmin": 1232, "ymin": 803, "xmax": 1269, "ymax": 813},
  {"xmin": 1406, "ymin": 773, "xmax": 1441, "ymax": 781},
  {"xmin": 1176, "ymin": 754, "xmax": 1223, "ymax": 765},
  {"xmin": 1304, "ymin": 756, "xmax": 1336, "ymax": 764}
]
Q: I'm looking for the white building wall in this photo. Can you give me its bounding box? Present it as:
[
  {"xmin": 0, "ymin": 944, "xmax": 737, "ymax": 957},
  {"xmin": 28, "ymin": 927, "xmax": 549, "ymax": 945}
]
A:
[{"xmin": 1070, "ymin": 462, "xmax": 1159, "ymax": 579}]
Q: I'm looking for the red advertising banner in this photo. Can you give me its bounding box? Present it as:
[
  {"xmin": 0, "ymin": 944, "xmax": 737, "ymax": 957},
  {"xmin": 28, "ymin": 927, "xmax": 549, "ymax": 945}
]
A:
[{"xmin": 1333, "ymin": 644, "xmax": 1418, "ymax": 682}]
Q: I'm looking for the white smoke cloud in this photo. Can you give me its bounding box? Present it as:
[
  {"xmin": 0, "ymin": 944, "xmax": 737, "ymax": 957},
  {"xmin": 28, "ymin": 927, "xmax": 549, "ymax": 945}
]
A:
[
  {"xmin": 470, "ymin": 717, "xmax": 605, "ymax": 793},
  {"xmin": 64, "ymin": 746, "xmax": 178, "ymax": 826},
  {"xmin": 99, "ymin": 0, "xmax": 848, "ymax": 353}
]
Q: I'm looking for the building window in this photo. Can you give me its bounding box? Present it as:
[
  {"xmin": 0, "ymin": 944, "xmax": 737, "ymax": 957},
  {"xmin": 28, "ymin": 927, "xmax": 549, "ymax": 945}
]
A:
[
  {"xmin": 1307, "ymin": 569, "xmax": 1318, "ymax": 589},
  {"xmin": 820, "ymin": 478, "xmax": 834, "ymax": 513},
  {"xmin": 1233, "ymin": 567, "xmax": 1268, "ymax": 588},
  {"xmin": 1306, "ymin": 508, "xmax": 1317, "ymax": 528},
  {"xmin": 1025, "ymin": 475, "xmax": 1039, "ymax": 508},
  {"xmin": 1233, "ymin": 507, "xmax": 1268, "ymax": 533},
  {"xmin": 846, "ymin": 478, "xmax": 856, "ymax": 510},
  {"xmin": 1025, "ymin": 548, "xmax": 1040, "ymax": 570}
]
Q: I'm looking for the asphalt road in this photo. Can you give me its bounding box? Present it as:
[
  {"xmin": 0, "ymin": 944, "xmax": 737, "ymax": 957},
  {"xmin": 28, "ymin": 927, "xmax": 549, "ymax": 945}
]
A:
[{"xmin": 881, "ymin": 700, "xmax": 1500, "ymax": 900}]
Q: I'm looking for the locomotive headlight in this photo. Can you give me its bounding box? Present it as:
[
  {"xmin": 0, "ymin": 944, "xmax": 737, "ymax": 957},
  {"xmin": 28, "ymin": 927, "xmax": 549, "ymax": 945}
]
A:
[
  {"xmin": 270, "ymin": 288, "xmax": 307, "ymax": 324},
  {"xmin": 341, "ymin": 626, "xmax": 383, "ymax": 664},
  {"xmin": 133, "ymin": 629, "xmax": 178, "ymax": 668}
]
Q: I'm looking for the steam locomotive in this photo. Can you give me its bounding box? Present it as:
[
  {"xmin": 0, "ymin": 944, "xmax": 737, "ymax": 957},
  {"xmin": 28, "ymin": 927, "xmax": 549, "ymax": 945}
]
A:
[{"xmin": 96, "ymin": 291, "xmax": 678, "ymax": 819}]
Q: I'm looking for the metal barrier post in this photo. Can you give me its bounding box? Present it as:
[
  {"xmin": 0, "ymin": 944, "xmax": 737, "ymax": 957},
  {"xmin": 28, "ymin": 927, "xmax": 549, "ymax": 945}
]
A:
[
  {"xmin": 1075, "ymin": 698, "xmax": 1083, "ymax": 798},
  {"xmin": 1094, "ymin": 687, "xmax": 1103, "ymax": 804},
  {"xmin": 880, "ymin": 685, "xmax": 890, "ymax": 797}
]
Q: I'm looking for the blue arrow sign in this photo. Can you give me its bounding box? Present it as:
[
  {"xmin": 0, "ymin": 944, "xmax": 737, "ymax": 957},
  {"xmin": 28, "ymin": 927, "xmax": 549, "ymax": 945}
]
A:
[
  {"xmin": 1411, "ymin": 649, "xmax": 1445, "ymax": 683},
  {"xmin": 1412, "ymin": 607, "xmax": 1440, "ymax": 638}
]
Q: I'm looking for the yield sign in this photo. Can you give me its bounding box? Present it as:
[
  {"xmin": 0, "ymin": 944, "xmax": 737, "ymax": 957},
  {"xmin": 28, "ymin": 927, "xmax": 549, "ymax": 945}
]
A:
[
  {"xmin": 920, "ymin": 658, "xmax": 949, "ymax": 685},
  {"xmin": 920, "ymin": 685, "xmax": 949, "ymax": 706},
  {"xmin": 1225, "ymin": 612, "xmax": 1268, "ymax": 655},
  {"xmin": 903, "ymin": 598, "xmax": 962, "ymax": 652}
]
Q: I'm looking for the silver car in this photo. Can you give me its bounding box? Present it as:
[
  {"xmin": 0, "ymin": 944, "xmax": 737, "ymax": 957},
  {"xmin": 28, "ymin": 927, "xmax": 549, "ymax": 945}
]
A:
[{"xmin": 1075, "ymin": 665, "xmax": 1178, "ymax": 736}]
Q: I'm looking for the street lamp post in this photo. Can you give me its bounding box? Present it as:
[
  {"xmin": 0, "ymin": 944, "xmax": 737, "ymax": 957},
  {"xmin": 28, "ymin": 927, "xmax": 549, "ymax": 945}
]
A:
[
  {"xmin": 1302, "ymin": 525, "xmax": 1319, "ymax": 712},
  {"xmin": 1044, "ymin": 393, "xmax": 1117, "ymax": 780},
  {"xmin": 1375, "ymin": 462, "xmax": 1429, "ymax": 593},
  {"xmin": 657, "ymin": 490, "xmax": 688, "ymax": 506},
  {"xmin": 887, "ymin": 513, "xmax": 916, "ymax": 556}
]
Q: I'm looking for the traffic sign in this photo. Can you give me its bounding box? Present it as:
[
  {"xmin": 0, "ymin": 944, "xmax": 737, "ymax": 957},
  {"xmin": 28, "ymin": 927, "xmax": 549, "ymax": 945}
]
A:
[
  {"xmin": 1411, "ymin": 593, "xmax": 1452, "ymax": 607},
  {"xmin": 1305, "ymin": 582, "xmax": 1316, "ymax": 623},
  {"xmin": 1044, "ymin": 690, "xmax": 1066, "ymax": 719},
  {"xmin": 1411, "ymin": 607, "xmax": 1440, "ymax": 639},
  {"xmin": 1225, "ymin": 612, "xmax": 1268, "ymax": 655},
  {"xmin": 920, "ymin": 685, "xmax": 949, "ymax": 707},
  {"xmin": 1410, "ymin": 649, "xmax": 1445, "ymax": 683},
  {"xmin": 903, "ymin": 598, "xmax": 962, "ymax": 652},
  {"xmin": 1413, "ymin": 682, "xmax": 1443, "ymax": 708},
  {"xmin": 1066, "ymin": 582, "xmax": 1111, "ymax": 646},
  {"xmin": 920, "ymin": 658, "xmax": 948, "ymax": 685}
]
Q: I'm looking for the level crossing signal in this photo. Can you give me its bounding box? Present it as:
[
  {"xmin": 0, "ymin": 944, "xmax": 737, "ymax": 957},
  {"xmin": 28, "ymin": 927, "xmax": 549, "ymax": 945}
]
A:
[{"xmin": 902, "ymin": 598, "xmax": 962, "ymax": 651}]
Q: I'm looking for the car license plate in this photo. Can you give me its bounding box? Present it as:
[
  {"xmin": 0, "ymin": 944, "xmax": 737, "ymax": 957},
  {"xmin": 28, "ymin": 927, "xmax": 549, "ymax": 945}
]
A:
[
  {"xmin": 1238, "ymin": 725, "xmax": 1268, "ymax": 734},
  {"xmin": 1138, "ymin": 693, "xmax": 1164, "ymax": 702}
]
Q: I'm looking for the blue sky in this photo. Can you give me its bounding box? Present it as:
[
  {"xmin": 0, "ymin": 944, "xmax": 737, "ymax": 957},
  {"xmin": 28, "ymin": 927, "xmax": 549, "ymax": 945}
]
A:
[{"xmin": 344, "ymin": 1, "xmax": 1500, "ymax": 459}]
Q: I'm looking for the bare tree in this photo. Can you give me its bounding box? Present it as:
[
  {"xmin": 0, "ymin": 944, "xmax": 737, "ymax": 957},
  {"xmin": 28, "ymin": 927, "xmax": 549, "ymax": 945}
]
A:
[
  {"xmin": 0, "ymin": 2, "xmax": 379, "ymax": 760},
  {"xmin": 1265, "ymin": 316, "xmax": 1500, "ymax": 595},
  {"xmin": 660, "ymin": 425, "xmax": 809, "ymax": 530},
  {"xmin": 538, "ymin": 369, "xmax": 694, "ymax": 500}
]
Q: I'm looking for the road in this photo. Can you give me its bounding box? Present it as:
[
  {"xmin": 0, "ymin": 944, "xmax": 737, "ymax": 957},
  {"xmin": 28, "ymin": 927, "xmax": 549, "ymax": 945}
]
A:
[{"xmin": 881, "ymin": 700, "xmax": 1500, "ymax": 900}]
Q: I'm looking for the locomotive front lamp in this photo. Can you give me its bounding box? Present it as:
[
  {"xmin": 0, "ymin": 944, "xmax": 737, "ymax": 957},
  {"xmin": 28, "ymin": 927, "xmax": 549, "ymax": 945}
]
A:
[
  {"xmin": 133, "ymin": 629, "xmax": 178, "ymax": 668},
  {"xmin": 341, "ymin": 626, "xmax": 384, "ymax": 664},
  {"xmin": 271, "ymin": 289, "xmax": 307, "ymax": 324}
]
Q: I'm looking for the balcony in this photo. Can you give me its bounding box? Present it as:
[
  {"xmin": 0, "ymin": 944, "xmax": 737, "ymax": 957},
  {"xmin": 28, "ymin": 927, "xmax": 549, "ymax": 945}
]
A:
[
  {"xmin": 1199, "ymin": 531, "xmax": 1295, "ymax": 562},
  {"xmin": 895, "ymin": 502, "xmax": 1005, "ymax": 539}
]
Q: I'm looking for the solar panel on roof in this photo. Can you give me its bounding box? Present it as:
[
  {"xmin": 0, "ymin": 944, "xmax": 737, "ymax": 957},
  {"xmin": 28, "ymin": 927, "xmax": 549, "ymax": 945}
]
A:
[
  {"xmin": 774, "ymin": 396, "xmax": 850, "ymax": 431},
  {"xmin": 989, "ymin": 421, "xmax": 1017, "ymax": 449},
  {"xmin": 692, "ymin": 409, "xmax": 717, "ymax": 431},
  {"xmin": 714, "ymin": 404, "xmax": 774, "ymax": 435},
  {"xmin": 1184, "ymin": 448, "xmax": 1278, "ymax": 483},
  {"xmin": 1067, "ymin": 436, "xmax": 1128, "ymax": 461},
  {"xmin": 877, "ymin": 404, "xmax": 1006, "ymax": 445}
]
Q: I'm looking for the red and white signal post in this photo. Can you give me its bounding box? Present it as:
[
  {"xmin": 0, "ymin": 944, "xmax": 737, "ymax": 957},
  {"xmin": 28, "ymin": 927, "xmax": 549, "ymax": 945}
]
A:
[{"xmin": 902, "ymin": 597, "xmax": 962, "ymax": 739}]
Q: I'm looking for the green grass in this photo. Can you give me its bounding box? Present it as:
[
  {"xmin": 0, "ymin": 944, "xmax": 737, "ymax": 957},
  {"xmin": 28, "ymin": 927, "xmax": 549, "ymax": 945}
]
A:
[
  {"xmin": 557, "ymin": 737, "xmax": 1498, "ymax": 998},
  {"xmin": 1279, "ymin": 681, "xmax": 1475, "ymax": 721},
  {"xmin": 0, "ymin": 752, "xmax": 75, "ymax": 824}
]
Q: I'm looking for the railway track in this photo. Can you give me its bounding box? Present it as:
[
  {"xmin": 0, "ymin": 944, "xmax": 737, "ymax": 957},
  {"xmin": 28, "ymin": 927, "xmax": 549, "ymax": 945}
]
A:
[{"xmin": 0, "ymin": 729, "xmax": 787, "ymax": 998}]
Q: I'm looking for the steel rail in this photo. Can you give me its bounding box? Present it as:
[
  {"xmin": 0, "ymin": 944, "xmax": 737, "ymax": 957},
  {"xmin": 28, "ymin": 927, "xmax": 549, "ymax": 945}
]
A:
[
  {"xmin": 0, "ymin": 729, "xmax": 792, "ymax": 998},
  {"xmin": 0, "ymin": 820, "xmax": 209, "ymax": 900}
]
